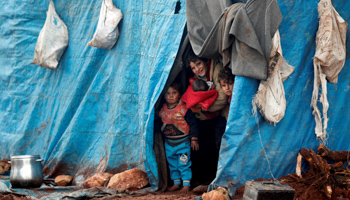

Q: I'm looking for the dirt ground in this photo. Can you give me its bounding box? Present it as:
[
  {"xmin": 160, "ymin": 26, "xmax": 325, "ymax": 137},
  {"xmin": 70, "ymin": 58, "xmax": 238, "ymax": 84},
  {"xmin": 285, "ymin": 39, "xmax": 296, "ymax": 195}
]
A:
[
  {"xmin": 0, "ymin": 190, "xmax": 201, "ymax": 200},
  {"xmin": 231, "ymin": 175, "xmax": 350, "ymax": 200},
  {"xmin": 2, "ymin": 175, "xmax": 350, "ymax": 200},
  {"xmin": 112, "ymin": 190, "xmax": 200, "ymax": 200},
  {"xmin": 0, "ymin": 193, "xmax": 28, "ymax": 200}
]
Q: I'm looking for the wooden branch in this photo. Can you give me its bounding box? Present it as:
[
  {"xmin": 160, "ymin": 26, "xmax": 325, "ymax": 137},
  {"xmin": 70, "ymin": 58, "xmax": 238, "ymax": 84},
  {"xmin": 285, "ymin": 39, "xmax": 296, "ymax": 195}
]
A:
[
  {"xmin": 300, "ymin": 148, "xmax": 317, "ymax": 176},
  {"xmin": 295, "ymin": 146, "xmax": 350, "ymax": 198},
  {"xmin": 296, "ymin": 153, "xmax": 303, "ymax": 178},
  {"xmin": 300, "ymin": 148, "xmax": 330, "ymax": 175},
  {"xmin": 323, "ymin": 184, "xmax": 332, "ymax": 199},
  {"xmin": 310, "ymin": 149, "xmax": 330, "ymax": 172},
  {"xmin": 318, "ymin": 144, "xmax": 350, "ymax": 162},
  {"xmin": 329, "ymin": 162, "xmax": 344, "ymax": 173}
]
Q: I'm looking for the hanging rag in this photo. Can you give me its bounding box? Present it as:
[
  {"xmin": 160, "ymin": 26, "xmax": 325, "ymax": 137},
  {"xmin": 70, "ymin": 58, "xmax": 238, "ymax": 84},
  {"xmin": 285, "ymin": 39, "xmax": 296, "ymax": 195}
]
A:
[
  {"xmin": 222, "ymin": 0, "xmax": 283, "ymax": 80},
  {"xmin": 311, "ymin": 0, "xmax": 347, "ymax": 139},
  {"xmin": 252, "ymin": 30, "xmax": 295, "ymax": 125}
]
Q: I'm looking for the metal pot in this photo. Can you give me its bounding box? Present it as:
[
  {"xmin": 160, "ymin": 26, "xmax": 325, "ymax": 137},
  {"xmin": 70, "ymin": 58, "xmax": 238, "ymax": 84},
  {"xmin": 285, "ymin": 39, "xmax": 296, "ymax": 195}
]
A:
[{"xmin": 9, "ymin": 155, "xmax": 43, "ymax": 188}]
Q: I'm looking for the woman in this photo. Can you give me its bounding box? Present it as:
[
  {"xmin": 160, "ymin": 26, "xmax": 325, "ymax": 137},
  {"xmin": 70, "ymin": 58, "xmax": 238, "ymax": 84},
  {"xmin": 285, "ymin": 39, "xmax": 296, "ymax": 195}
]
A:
[
  {"xmin": 185, "ymin": 51, "xmax": 228, "ymax": 120},
  {"xmin": 183, "ymin": 50, "xmax": 229, "ymax": 190}
]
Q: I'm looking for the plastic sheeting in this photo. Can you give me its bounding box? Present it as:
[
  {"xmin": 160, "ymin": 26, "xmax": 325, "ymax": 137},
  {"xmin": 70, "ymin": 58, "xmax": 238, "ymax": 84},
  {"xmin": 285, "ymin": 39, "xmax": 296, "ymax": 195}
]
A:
[
  {"xmin": 1, "ymin": 0, "xmax": 350, "ymax": 197},
  {"xmin": 0, "ymin": 0, "xmax": 186, "ymax": 191},
  {"xmin": 211, "ymin": 0, "xmax": 350, "ymax": 194}
]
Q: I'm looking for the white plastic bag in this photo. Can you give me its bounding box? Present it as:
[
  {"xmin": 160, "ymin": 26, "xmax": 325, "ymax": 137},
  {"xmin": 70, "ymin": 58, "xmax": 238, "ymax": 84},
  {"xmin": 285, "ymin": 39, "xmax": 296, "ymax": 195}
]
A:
[
  {"xmin": 311, "ymin": 0, "xmax": 347, "ymax": 139},
  {"xmin": 87, "ymin": 0, "xmax": 123, "ymax": 49},
  {"xmin": 31, "ymin": 0, "xmax": 69, "ymax": 69},
  {"xmin": 253, "ymin": 31, "xmax": 295, "ymax": 125}
]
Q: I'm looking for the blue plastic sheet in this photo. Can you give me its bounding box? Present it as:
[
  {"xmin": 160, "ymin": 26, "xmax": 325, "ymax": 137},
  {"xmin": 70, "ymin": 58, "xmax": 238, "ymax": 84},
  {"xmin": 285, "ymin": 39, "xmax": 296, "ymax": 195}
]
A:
[
  {"xmin": 1, "ymin": 0, "xmax": 350, "ymax": 198},
  {"xmin": 211, "ymin": 0, "xmax": 350, "ymax": 193},
  {"xmin": 0, "ymin": 0, "xmax": 186, "ymax": 192}
]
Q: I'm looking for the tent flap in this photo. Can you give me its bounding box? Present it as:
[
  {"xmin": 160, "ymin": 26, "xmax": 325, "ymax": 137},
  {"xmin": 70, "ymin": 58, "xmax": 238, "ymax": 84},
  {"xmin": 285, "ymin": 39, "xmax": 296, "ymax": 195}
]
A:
[{"xmin": 212, "ymin": 0, "xmax": 350, "ymax": 195}]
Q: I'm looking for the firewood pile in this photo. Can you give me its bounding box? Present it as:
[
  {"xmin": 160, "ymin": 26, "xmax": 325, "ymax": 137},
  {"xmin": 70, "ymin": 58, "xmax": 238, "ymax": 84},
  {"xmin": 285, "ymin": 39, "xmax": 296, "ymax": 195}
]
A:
[
  {"xmin": 293, "ymin": 144, "xmax": 350, "ymax": 199},
  {"xmin": 231, "ymin": 144, "xmax": 350, "ymax": 200}
]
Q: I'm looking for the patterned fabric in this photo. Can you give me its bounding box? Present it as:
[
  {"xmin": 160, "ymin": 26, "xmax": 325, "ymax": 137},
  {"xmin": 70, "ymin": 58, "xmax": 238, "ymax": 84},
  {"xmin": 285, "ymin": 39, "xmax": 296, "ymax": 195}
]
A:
[{"xmin": 159, "ymin": 101, "xmax": 189, "ymax": 138}]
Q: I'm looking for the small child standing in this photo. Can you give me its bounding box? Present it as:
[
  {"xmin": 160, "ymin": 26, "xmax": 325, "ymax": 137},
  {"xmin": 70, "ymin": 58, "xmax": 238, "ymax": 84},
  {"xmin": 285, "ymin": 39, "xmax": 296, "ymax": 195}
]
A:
[
  {"xmin": 214, "ymin": 68, "xmax": 235, "ymax": 148},
  {"xmin": 159, "ymin": 82, "xmax": 199, "ymax": 192}
]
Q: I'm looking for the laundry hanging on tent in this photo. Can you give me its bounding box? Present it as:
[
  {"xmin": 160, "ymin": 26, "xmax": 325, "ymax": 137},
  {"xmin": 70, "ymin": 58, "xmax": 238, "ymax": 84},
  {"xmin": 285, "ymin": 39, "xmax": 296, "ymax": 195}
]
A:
[
  {"xmin": 31, "ymin": 0, "xmax": 69, "ymax": 69},
  {"xmin": 311, "ymin": 0, "xmax": 347, "ymax": 139}
]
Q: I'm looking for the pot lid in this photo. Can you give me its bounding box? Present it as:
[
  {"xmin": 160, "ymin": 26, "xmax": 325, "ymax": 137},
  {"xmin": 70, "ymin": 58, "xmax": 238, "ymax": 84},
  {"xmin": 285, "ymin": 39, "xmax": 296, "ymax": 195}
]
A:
[{"xmin": 11, "ymin": 155, "xmax": 41, "ymax": 159}]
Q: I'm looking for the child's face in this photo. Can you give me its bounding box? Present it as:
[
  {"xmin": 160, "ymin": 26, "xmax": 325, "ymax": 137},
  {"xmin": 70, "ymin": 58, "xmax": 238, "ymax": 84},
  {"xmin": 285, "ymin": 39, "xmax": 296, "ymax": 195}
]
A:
[
  {"xmin": 220, "ymin": 80, "xmax": 234, "ymax": 96},
  {"xmin": 165, "ymin": 87, "xmax": 180, "ymax": 107},
  {"xmin": 190, "ymin": 59, "xmax": 208, "ymax": 77}
]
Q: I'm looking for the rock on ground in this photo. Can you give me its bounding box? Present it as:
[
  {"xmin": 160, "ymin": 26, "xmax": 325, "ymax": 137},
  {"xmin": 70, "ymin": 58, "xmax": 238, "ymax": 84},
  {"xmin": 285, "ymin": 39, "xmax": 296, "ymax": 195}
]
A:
[
  {"xmin": 0, "ymin": 159, "xmax": 11, "ymax": 175},
  {"xmin": 83, "ymin": 172, "xmax": 114, "ymax": 188},
  {"xmin": 55, "ymin": 175, "xmax": 73, "ymax": 186},
  {"xmin": 202, "ymin": 187, "xmax": 229, "ymax": 200},
  {"xmin": 107, "ymin": 168, "xmax": 149, "ymax": 191}
]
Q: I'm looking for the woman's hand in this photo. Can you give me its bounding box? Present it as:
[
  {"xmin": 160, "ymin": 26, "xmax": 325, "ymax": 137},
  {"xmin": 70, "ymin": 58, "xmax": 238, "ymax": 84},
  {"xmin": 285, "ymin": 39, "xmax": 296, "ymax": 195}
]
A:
[
  {"xmin": 190, "ymin": 104, "xmax": 202, "ymax": 113},
  {"xmin": 191, "ymin": 139, "xmax": 199, "ymax": 151}
]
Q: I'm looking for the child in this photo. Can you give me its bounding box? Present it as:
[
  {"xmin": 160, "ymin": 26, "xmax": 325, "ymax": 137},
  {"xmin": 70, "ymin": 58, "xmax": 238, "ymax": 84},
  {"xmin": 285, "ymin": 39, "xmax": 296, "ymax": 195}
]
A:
[
  {"xmin": 159, "ymin": 82, "xmax": 199, "ymax": 192},
  {"xmin": 218, "ymin": 67, "xmax": 235, "ymax": 120},
  {"xmin": 218, "ymin": 67, "xmax": 235, "ymax": 108},
  {"xmin": 213, "ymin": 68, "xmax": 235, "ymax": 149},
  {"xmin": 192, "ymin": 79, "xmax": 209, "ymax": 92},
  {"xmin": 192, "ymin": 79, "xmax": 215, "ymax": 92}
]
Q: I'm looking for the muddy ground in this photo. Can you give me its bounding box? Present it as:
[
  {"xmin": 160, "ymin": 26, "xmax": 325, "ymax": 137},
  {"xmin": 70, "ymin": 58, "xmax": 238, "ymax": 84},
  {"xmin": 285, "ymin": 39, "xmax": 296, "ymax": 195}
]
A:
[
  {"xmin": 0, "ymin": 190, "xmax": 200, "ymax": 200},
  {"xmin": 2, "ymin": 174, "xmax": 350, "ymax": 200},
  {"xmin": 231, "ymin": 175, "xmax": 350, "ymax": 200},
  {"xmin": 113, "ymin": 190, "xmax": 200, "ymax": 200},
  {"xmin": 115, "ymin": 175, "xmax": 350, "ymax": 200}
]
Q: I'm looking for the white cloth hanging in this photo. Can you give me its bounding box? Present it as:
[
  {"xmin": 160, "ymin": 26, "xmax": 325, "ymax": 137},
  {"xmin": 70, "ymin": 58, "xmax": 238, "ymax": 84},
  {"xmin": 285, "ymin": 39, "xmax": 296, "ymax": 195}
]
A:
[
  {"xmin": 311, "ymin": 0, "xmax": 347, "ymax": 139},
  {"xmin": 252, "ymin": 30, "xmax": 295, "ymax": 125}
]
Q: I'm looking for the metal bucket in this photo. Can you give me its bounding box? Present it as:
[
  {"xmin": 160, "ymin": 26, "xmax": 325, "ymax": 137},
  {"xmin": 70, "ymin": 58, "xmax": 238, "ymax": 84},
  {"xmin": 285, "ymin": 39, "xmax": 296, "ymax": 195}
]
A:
[{"xmin": 9, "ymin": 155, "xmax": 43, "ymax": 188}]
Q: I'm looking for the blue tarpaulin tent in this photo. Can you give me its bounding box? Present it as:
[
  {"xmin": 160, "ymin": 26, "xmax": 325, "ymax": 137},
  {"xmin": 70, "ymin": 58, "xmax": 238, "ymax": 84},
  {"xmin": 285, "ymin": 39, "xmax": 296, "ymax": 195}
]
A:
[
  {"xmin": 0, "ymin": 0, "xmax": 350, "ymax": 198},
  {"xmin": 0, "ymin": 0, "xmax": 187, "ymax": 190}
]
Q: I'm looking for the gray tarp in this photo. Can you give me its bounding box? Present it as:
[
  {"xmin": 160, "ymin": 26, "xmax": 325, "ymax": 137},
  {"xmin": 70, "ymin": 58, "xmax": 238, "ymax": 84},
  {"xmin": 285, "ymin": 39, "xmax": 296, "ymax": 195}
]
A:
[
  {"xmin": 186, "ymin": 0, "xmax": 283, "ymax": 80},
  {"xmin": 185, "ymin": 0, "xmax": 232, "ymax": 59}
]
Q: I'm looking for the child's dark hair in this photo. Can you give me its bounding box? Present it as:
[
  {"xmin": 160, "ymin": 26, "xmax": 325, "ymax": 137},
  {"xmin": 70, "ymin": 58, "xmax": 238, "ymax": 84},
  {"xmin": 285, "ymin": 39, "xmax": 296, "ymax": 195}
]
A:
[
  {"xmin": 192, "ymin": 79, "xmax": 209, "ymax": 92},
  {"xmin": 169, "ymin": 82, "xmax": 182, "ymax": 95},
  {"xmin": 186, "ymin": 50, "xmax": 208, "ymax": 68},
  {"xmin": 218, "ymin": 68, "xmax": 235, "ymax": 84}
]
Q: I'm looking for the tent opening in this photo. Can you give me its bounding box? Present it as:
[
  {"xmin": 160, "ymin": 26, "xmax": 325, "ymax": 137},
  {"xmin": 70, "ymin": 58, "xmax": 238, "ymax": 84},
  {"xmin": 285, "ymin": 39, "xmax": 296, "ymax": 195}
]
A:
[{"xmin": 153, "ymin": 32, "xmax": 227, "ymax": 190}]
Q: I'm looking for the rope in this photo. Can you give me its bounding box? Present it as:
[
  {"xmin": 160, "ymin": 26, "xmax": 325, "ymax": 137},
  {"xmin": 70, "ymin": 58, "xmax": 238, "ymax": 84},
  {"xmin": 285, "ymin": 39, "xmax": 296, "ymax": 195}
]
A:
[{"xmin": 252, "ymin": 102, "xmax": 276, "ymax": 180}]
